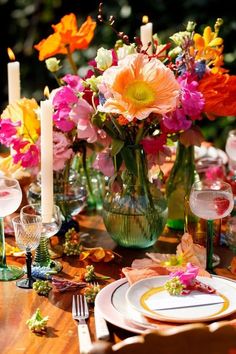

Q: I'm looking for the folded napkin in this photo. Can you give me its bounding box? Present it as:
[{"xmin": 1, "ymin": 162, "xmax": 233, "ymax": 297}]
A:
[{"xmin": 122, "ymin": 233, "xmax": 209, "ymax": 285}]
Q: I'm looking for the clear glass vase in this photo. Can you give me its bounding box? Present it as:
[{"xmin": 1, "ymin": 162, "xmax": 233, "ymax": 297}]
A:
[
  {"xmin": 102, "ymin": 147, "xmax": 167, "ymax": 248},
  {"xmin": 27, "ymin": 159, "xmax": 87, "ymax": 233},
  {"xmin": 165, "ymin": 141, "xmax": 199, "ymax": 230}
]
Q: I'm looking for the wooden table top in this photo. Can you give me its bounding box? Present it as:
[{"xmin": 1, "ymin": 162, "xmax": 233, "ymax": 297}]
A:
[{"xmin": 1, "ymin": 212, "xmax": 234, "ymax": 354}]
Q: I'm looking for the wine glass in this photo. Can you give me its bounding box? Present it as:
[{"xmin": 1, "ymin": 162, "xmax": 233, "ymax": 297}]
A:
[
  {"xmin": 12, "ymin": 214, "xmax": 42, "ymax": 288},
  {"xmin": 189, "ymin": 179, "xmax": 234, "ymax": 272},
  {"xmin": 0, "ymin": 176, "xmax": 24, "ymax": 281},
  {"xmin": 20, "ymin": 203, "xmax": 62, "ymax": 274}
]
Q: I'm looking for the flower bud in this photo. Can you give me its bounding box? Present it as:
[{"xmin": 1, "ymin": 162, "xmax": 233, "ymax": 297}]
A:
[
  {"xmin": 95, "ymin": 47, "xmax": 113, "ymax": 71},
  {"xmin": 45, "ymin": 57, "xmax": 61, "ymax": 72}
]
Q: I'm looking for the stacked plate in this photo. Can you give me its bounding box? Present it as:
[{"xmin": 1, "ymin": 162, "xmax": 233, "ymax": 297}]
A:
[{"xmin": 95, "ymin": 275, "xmax": 236, "ymax": 334}]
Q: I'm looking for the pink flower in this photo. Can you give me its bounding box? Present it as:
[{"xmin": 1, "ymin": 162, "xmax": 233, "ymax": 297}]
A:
[
  {"xmin": 52, "ymin": 131, "xmax": 73, "ymax": 171},
  {"xmin": 53, "ymin": 86, "xmax": 78, "ymax": 132},
  {"xmin": 93, "ymin": 150, "xmax": 114, "ymax": 177},
  {"xmin": 205, "ymin": 166, "xmax": 225, "ymax": 181},
  {"xmin": 0, "ymin": 119, "xmax": 21, "ymax": 146},
  {"xmin": 12, "ymin": 139, "xmax": 40, "ymax": 168},
  {"xmin": 70, "ymin": 98, "xmax": 97, "ymax": 143},
  {"xmin": 169, "ymin": 262, "xmax": 199, "ymax": 286},
  {"xmin": 62, "ymin": 74, "xmax": 84, "ymax": 92}
]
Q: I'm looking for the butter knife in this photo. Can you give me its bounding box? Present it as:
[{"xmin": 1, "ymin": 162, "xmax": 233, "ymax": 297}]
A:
[{"xmin": 94, "ymin": 306, "xmax": 110, "ymax": 340}]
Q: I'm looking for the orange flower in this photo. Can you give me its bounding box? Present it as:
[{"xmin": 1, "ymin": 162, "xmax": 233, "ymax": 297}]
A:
[
  {"xmin": 117, "ymin": 115, "xmax": 130, "ymax": 126},
  {"xmin": 100, "ymin": 53, "xmax": 179, "ymax": 122},
  {"xmin": 34, "ymin": 13, "xmax": 96, "ymax": 61},
  {"xmin": 198, "ymin": 72, "xmax": 236, "ymax": 119}
]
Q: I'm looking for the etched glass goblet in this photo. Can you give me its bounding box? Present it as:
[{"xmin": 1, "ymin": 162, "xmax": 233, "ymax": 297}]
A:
[
  {"xmin": 12, "ymin": 214, "xmax": 42, "ymax": 288},
  {"xmin": 20, "ymin": 203, "xmax": 62, "ymax": 274}
]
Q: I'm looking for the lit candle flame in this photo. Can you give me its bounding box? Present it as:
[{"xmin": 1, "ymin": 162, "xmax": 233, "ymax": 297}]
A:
[
  {"xmin": 7, "ymin": 47, "xmax": 15, "ymax": 61},
  {"xmin": 44, "ymin": 86, "xmax": 50, "ymax": 98},
  {"xmin": 142, "ymin": 16, "xmax": 149, "ymax": 24}
]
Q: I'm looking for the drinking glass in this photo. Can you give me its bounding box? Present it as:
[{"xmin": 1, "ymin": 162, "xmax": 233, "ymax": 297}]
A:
[
  {"xmin": 20, "ymin": 203, "xmax": 62, "ymax": 273},
  {"xmin": 0, "ymin": 176, "xmax": 24, "ymax": 281},
  {"xmin": 12, "ymin": 214, "xmax": 42, "ymax": 288},
  {"xmin": 189, "ymin": 179, "xmax": 234, "ymax": 272}
]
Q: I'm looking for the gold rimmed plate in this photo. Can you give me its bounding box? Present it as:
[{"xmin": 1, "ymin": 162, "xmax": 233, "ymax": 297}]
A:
[{"xmin": 126, "ymin": 276, "xmax": 236, "ymax": 323}]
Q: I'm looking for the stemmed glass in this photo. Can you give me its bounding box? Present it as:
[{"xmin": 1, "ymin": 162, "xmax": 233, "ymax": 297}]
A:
[
  {"xmin": 12, "ymin": 214, "xmax": 42, "ymax": 288},
  {"xmin": 189, "ymin": 179, "xmax": 234, "ymax": 272},
  {"xmin": 0, "ymin": 176, "xmax": 24, "ymax": 281},
  {"xmin": 20, "ymin": 203, "xmax": 62, "ymax": 273}
]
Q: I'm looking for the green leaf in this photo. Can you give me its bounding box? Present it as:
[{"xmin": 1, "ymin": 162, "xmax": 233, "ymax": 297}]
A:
[
  {"xmin": 111, "ymin": 139, "xmax": 124, "ymax": 157},
  {"xmin": 121, "ymin": 147, "xmax": 137, "ymax": 175}
]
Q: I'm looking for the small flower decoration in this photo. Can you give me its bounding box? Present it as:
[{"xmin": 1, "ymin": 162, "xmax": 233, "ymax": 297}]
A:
[{"xmin": 164, "ymin": 263, "xmax": 216, "ymax": 296}]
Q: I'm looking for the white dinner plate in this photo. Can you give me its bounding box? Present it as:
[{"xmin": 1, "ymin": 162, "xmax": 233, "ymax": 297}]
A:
[
  {"xmin": 126, "ymin": 276, "xmax": 236, "ymax": 323},
  {"xmin": 95, "ymin": 276, "xmax": 236, "ymax": 333}
]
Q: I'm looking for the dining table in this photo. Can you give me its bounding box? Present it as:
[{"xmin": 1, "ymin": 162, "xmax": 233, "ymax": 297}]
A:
[{"xmin": 1, "ymin": 211, "xmax": 235, "ymax": 354}]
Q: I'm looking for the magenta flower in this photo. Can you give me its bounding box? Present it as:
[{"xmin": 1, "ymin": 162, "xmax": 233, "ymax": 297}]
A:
[
  {"xmin": 162, "ymin": 108, "xmax": 192, "ymax": 133},
  {"xmin": 0, "ymin": 119, "xmax": 21, "ymax": 146},
  {"xmin": 93, "ymin": 150, "xmax": 114, "ymax": 177},
  {"xmin": 169, "ymin": 262, "xmax": 199, "ymax": 286},
  {"xmin": 13, "ymin": 139, "xmax": 40, "ymax": 168},
  {"xmin": 53, "ymin": 86, "xmax": 78, "ymax": 132},
  {"xmin": 52, "ymin": 131, "xmax": 73, "ymax": 171},
  {"xmin": 178, "ymin": 73, "xmax": 205, "ymax": 120}
]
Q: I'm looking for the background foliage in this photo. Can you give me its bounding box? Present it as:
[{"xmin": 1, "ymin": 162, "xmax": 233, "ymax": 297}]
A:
[{"xmin": 0, "ymin": 0, "xmax": 235, "ymax": 148}]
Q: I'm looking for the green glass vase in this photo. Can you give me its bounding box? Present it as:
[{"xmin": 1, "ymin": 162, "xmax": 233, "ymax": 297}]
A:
[
  {"xmin": 102, "ymin": 147, "xmax": 167, "ymax": 248},
  {"xmin": 166, "ymin": 141, "xmax": 199, "ymax": 230}
]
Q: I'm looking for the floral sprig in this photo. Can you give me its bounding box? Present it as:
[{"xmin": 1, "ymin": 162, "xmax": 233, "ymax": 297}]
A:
[
  {"xmin": 26, "ymin": 308, "xmax": 49, "ymax": 334},
  {"xmin": 164, "ymin": 263, "xmax": 216, "ymax": 296},
  {"xmin": 83, "ymin": 265, "xmax": 110, "ymax": 282},
  {"xmin": 33, "ymin": 280, "xmax": 52, "ymax": 297},
  {"xmin": 83, "ymin": 283, "xmax": 101, "ymax": 304}
]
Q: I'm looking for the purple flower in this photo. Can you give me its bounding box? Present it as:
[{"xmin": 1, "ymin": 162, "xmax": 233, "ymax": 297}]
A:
[
  {"xmin": 162, "ymin": 109, "xmax": 192, "ymax": 132},
  {"xmin": 62, "ymin": 74, "xmax": 84, "ymax": 92},
  {"xmin": 53, "ymin": 86, "xmax": 78, "ymax": 132},
  {"xmin": 169, "ymin": 263, "xmax": 199, "ymax": 286}
]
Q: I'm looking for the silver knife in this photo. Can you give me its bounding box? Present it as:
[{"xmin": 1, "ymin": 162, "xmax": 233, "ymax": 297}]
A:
[{"xmin": 94, "ymin": 306, "xmax": 110, "ymax": 340}]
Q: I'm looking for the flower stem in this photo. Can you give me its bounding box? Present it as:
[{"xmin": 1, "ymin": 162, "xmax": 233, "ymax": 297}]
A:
[
  {"xmin": 81, "ymin": 144, "xmax": 95, "ymax": 203},
  {"xmin": 66, "ymin": 46, "xmax": 77, "ymax": 74}
]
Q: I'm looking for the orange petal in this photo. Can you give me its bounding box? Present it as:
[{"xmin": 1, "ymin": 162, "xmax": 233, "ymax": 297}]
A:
[
  {"xmin": 103, "ymin": 250, "xmax": 115, "ymax": 262},
  {"xmin": 79, "ymin": 251, "xmax": 90, "ymax": 261},
  {"xmin": 89, "ymin": 248, "xmax": 106, "ymax": 262}
]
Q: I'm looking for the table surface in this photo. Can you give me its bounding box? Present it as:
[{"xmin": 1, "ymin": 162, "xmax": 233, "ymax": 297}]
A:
[{"xmin": 0, "ymin": 212, "xmax": 234, "ymax": 354}]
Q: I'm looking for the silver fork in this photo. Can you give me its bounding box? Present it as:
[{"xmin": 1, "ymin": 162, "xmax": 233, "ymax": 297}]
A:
[{"xmin": 72, "ymin": 294, "xmax": 92, "ymax": 354}]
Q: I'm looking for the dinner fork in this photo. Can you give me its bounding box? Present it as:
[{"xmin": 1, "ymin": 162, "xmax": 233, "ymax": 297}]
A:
[{"xmin": 72, "ymin": 294, "xmax": 92, "ymax": 354}]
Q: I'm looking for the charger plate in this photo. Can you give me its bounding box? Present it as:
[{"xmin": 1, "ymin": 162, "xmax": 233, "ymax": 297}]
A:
[{"xmin": 95, "ymin": 276, "xmax": 236, "ymax": 333}]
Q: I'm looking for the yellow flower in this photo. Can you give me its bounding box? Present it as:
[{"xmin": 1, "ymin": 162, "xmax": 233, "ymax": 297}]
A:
[
  {"xmin": 191, "ymin": 19, "xmax": 226, "ymax": 73},
  {"xmin": 1, "ymin": 98, "xmax": 40, "ymax": 143}
]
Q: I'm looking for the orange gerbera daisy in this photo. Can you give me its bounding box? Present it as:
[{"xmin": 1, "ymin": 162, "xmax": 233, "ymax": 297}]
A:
[
  {"xmin": 34, "ymin": 13, "xmax": 96, "ymax": 61},
  {"xmin": 198, "ymin": 72, "xmax": 236, "ymax": 119},
  {"xmin": 99, "ymin": 53, "xmax": 179, "ymax": 122}
]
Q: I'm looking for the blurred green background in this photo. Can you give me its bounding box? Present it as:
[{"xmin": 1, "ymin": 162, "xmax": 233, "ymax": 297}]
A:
[{"xmin": 0, "ymin": 0, "xmax": 235, "ymax": 149}]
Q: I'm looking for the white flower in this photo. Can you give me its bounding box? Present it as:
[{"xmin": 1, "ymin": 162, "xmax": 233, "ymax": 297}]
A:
[
  {"xmin": 95, "ymin": 48, "xmax": 113, "ymax": 71},
  {"xmin": 117, "ymin": 43, "xmax": 137, "ymax": 60}
]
